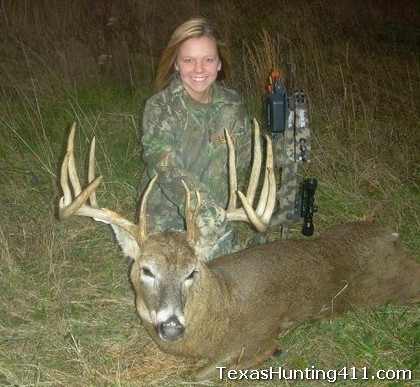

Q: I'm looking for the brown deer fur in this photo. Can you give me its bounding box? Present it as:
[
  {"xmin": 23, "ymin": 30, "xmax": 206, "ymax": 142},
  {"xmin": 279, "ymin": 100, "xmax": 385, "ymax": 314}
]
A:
[{"xmin": 129, "ymin": 221, "xmax": 419, "ymax": 380}]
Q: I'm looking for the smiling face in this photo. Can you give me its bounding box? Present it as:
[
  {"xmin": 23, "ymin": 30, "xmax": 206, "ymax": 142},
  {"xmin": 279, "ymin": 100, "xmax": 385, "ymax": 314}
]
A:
[{"xmin": 174, "ymin": 36, "xmax": 222, "ymax": 104}]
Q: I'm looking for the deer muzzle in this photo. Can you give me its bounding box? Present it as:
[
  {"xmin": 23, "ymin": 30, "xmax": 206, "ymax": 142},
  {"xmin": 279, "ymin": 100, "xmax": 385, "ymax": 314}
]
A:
[{"xmin": 157, "ymin": 315, "xmax": 185, "ymax": 341}]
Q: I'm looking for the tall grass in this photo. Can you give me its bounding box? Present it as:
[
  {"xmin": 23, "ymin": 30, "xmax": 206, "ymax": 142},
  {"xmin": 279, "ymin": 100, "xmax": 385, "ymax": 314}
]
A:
[{"xmin": 0, "ymin": 0, "xmax": 418, "ymax": 385}]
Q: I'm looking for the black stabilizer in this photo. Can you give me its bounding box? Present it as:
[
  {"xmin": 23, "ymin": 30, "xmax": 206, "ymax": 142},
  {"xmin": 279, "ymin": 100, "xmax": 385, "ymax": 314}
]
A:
[{"xmin": 300, "ymin": 178, "xmax": 318, "ymax": 237}]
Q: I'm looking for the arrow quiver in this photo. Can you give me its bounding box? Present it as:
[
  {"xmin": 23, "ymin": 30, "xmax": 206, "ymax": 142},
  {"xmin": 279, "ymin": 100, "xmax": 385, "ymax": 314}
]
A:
[{"xmin": 266, "ymin": 66, "xmax": 317, "ymax": 238}]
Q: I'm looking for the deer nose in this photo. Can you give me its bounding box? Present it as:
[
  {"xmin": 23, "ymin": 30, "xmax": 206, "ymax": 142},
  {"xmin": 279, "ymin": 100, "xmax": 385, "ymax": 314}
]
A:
[{"xmin": 158, "ymin": 316, "xmax": 185, "ymax": 342}]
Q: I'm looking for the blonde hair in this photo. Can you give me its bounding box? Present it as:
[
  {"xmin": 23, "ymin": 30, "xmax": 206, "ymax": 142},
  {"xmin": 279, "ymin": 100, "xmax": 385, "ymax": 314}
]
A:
[{"xmin": 154, "ymin": 17, "xmax": 231, "ymax": 91}]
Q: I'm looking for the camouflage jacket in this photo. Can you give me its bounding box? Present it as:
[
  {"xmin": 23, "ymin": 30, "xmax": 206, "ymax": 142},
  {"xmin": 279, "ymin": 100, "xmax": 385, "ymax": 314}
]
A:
[{"xmin": 139, "ymin": 76, "xmax": 252, "ymax": 249}]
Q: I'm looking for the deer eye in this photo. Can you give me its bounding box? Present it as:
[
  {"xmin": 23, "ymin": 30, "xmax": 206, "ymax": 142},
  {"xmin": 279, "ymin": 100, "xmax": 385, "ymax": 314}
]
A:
[
  {"xmin": 182, "ymin": 269, "xmax": 198, "ymax": 297},
  {"xmin": 186, "ymin": 269, "xmax": 198, "ymax": 281},
  {"xmin": 141, "ymin": 267, "xmax": 155, "ymax": 278}
]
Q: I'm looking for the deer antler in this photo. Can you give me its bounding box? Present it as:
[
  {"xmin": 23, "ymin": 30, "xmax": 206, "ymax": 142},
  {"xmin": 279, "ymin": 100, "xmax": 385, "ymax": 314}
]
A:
[
  {"xmin": 59, "ymin": 123, "xmax": 155, "ymax": 247},
  {"xmin": 59, "ymin": 120, "xmax": 274, "ymax": 259},
  {"xmin": 181, "ymin": 180, "xmax": 202, "ymax": 246},
  {"xmin": 225, "ymin": 118, "xmax": 276, "ymax": 232}
]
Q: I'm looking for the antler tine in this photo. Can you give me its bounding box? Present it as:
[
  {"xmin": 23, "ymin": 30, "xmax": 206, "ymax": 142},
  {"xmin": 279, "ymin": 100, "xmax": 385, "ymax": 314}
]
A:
[
  {"xmin": 225, "ymin": 119, "xmax": 276, "ymax": 232},
  {"xmin": 226, "ymin": 128, "xmax": 237, "ymax": 212},
  {"xmin": 60, "ymin": 123, "xmax": 78, "ymax": 207},
  {"xmin": 259, "ymin": 136, "xmax": 276, "ymax": 224},
  {"xmin": 59, "ymin": 124, "xmax": 103, "ymax": 219},
  {"xmin": 67, "ymin": 123, "xmax": 82, "ymax": 197},
  {"xmin": 181, "ymin": 180, "xmax": 202, "ymax": 245},
  {"xmin": 137, "ymin": 174, "xmax": 158, "ymax": 244},
  {"xmin": 245, "ymin": 118, "xmax": 262, "ymax": 204},
  {"xmin": 88, "ymin": 136, "xmax": 98, "ymax": 207},
  {"xmin": 254, "ymin": 134, "xmax": 275, "ymax": 217},
  {"xmin": 59, "ymin": 123, "xmax": 143, "ymax": 243},
  {"xmin": 226, "ymin": 118, "xmax": 262, "ymax": 212},
  {"xmin": 238, "ymin": 134, "xmax": 276, "ymax": 231}
]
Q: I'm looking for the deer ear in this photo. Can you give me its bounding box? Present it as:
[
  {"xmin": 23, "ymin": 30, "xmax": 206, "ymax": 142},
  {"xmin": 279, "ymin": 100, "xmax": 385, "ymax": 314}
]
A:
[{"xmin": 110, "ymin": 224, "xmax": 141, "ymax": 261}]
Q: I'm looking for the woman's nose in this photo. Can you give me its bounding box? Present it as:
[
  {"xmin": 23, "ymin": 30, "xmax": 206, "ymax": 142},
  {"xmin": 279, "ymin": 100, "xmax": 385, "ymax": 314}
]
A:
[{"xmin": 195, "ymin": 60, "xmax": 204, "ymax": 73}]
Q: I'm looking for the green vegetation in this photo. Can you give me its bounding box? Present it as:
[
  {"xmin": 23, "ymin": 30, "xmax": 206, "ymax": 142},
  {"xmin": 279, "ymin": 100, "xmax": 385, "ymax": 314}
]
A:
[{"xmin": 0, "ymin": 0, "xmax": 418, "ymax": 385}]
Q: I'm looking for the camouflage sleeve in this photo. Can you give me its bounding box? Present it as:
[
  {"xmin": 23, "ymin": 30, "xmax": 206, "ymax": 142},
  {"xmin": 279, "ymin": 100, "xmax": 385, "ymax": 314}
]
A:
[{"xmin": 141, "ymin": 99, "xmax": 206, "ymax": 206}]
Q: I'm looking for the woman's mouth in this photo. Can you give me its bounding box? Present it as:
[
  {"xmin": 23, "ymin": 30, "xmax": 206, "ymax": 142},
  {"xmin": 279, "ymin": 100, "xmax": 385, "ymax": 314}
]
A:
[{"xmin": 191, "ymin": 76, "xmax": 207, "ymax": 82}]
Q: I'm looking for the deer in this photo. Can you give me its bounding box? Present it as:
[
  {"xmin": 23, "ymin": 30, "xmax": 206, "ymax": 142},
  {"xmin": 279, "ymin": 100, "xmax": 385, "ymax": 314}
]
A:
[{"xmin": 58, "ymin": 120, "xmax": 420, "ymax": 381}]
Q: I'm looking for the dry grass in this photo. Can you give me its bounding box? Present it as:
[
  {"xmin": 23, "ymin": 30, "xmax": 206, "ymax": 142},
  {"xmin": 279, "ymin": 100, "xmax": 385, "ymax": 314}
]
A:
[{"xmin": 0, "ymin": 0, "xmax": 418, "ymax": 385}]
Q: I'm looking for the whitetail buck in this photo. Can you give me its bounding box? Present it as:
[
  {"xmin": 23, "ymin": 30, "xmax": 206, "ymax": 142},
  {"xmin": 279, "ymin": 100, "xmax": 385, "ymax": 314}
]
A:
[{"xmin": 58, "ymin": 121, "xmax": 419, "ymax": 380}]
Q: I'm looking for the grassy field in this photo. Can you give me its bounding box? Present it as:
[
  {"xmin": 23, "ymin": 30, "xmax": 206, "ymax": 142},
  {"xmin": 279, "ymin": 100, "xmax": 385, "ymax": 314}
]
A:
[{"xmin": 0, "ymin": 0, "xmax": 418, "ymax": 385}]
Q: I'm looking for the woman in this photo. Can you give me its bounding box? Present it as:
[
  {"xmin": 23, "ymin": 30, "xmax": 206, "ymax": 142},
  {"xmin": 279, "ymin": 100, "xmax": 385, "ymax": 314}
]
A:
[{"xmin": 139, "ymin": 17, "xmax": 252, "ymax": 260}]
